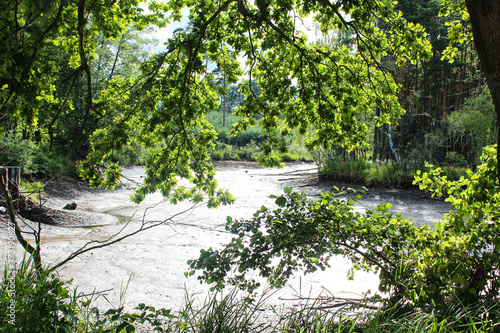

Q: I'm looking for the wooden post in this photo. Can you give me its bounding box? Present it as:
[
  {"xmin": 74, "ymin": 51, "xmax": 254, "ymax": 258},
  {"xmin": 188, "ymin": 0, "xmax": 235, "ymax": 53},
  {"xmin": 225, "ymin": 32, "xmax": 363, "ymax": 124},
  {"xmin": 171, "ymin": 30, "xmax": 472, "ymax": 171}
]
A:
[{"xmin": 0, "ymin": 166, "xmax": 21, "ymax": 203}]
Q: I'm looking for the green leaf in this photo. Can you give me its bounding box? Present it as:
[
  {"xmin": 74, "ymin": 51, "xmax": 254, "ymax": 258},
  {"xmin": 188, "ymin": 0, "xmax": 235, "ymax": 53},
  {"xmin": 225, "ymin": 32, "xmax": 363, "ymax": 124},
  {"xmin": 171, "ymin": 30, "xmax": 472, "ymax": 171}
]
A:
[{"xmin": 275, "ymin": 196, "xmax": 287, "ymax": 207}]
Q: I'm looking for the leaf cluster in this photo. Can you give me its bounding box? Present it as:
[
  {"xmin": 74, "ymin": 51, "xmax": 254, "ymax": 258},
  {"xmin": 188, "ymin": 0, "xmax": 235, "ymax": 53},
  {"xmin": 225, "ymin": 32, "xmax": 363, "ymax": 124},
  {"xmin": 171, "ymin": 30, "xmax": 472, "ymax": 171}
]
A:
[
  {"xmin": 2, "ymin": 0, "xmax": 433, "ymax": 206},
  {"xmin": 439, "ymin": 0, "xmax": 472, "ymax": 61},
  {"xmin": 188, "ymin": 187, "xmax": 424, "ymax": 301},
  {"xmin": 78, "ymin": 0, "xmax": 432, "ymax": 205},
  {"xmin": 0, "ymin": 257, "xmax": 78, "ymax": 332}
]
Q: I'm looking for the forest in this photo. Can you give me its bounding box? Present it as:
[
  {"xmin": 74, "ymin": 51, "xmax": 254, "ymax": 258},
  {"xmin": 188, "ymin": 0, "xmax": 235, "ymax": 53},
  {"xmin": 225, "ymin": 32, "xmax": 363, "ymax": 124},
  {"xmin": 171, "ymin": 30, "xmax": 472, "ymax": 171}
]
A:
[{"xmin": 1, "ymin": 0, "xmax": 500, "ymax": 331}]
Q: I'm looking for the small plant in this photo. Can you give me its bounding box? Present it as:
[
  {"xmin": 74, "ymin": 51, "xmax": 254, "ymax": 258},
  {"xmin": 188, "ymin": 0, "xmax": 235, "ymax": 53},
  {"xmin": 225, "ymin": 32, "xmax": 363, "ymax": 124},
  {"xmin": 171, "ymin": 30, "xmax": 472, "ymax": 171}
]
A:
[{"xmin": 0, "ymin": 256, "xmax": 78, "ymax": 332}]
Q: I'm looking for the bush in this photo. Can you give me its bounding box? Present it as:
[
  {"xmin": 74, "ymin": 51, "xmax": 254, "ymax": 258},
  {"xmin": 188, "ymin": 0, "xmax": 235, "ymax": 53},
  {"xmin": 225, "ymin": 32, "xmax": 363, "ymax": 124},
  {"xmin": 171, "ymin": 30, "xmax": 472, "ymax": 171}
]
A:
[
  {"xmin": 0, "ymin": 133, "xmax": 75, "ymax": 177},
  {"xmin": 206, "ymin": 111, "xmax": 266, "ymax": 147},
  {"xmin": 0, "ymin": 133, "xmax": 42, "ymax": 174},
  {"xmin": 113, "ymin": 141, "xmax": 147, "ymax": 165},
  {"xmin": 444, "ymin": 151, "xmax": 468, "ymax": 167},
  {"xmin": 206, "ymin": 112, "xmax": 313, "ymax": 162},
  {"xmin": 439, "ymin": 165, "xmax": 469, "ymax": 181},
  {"xmin": 0, "ymin": 256, "xmax": 177, "ymax": 332},
  {"xmin": 190, "ymin": 145, "xmax": 500, "ymax": 316}
]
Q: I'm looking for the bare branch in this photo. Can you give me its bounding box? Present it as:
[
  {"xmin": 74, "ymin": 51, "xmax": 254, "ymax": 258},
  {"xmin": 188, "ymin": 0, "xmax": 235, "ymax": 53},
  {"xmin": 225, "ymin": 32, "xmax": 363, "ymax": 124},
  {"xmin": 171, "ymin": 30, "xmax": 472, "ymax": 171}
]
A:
[{"xmin": 48, "ymin": 202, "xmax": 203, "ymax": 272}]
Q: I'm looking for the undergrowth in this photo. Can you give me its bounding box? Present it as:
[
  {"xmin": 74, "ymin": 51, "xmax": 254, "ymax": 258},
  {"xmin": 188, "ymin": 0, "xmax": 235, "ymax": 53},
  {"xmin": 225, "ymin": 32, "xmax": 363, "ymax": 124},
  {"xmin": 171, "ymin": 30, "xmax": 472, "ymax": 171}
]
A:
[
  {"xmin": 322, "ymin": 157, "xmax": 469, "ymax": 188},
  {"xmin": 1, "ymin": 256, "xmax": 498, "ymax": 332},
  {"xmin": 207, "ymin": 111, "xmax": 313, "ymax": 163}
]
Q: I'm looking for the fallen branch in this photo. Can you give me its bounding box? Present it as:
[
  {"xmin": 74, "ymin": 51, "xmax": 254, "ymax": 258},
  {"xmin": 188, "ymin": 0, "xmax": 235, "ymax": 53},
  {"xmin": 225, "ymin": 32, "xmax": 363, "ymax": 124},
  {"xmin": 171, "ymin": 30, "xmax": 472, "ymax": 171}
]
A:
[
  {"xmin": 279, "ymin": 294, "xmax": 381, "ymax": 311},
  {"xmin": 48, "ymin": 202, "xmax": 203, "ymax": 271}
]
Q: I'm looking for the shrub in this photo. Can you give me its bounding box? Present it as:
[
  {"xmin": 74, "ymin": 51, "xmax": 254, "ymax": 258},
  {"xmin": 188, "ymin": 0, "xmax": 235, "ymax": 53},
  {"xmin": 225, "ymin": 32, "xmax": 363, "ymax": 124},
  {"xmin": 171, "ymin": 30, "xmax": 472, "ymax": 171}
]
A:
[
  {"xmin": 444, "ymin": 151, "xmax": 468, "ymax": 167},
  {"xmin": 206, "ymin": 111, "xmax": 266, "ymax": 147},
  {"xmin": 0, "ymin": 256, "xmax": 176, "ymax": 332},
  {"xmin": 439, "ymin": 165, "xmax": 469, "ymax": 181},
  {"xmin": 189, "ymin": 145, "xmax": 500, "ymax": 314},
  {"xmin": 0, "ymin": 133, "xmax": 41, "ymax": 174},
  {"xmin": 0, "ymin": 133, "xmax": 75, "ymax": 177},
  {"xmin": 113, "ymin": 141, "xmax": 147, "ymax": 165}
]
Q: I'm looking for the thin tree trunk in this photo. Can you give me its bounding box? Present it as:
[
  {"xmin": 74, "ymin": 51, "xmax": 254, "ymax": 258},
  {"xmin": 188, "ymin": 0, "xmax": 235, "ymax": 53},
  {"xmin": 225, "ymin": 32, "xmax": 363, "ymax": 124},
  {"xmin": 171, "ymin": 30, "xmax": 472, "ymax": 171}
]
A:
[
  {"xmin": 0, "ymin": 169, "xmax": 42, "ymax": 272},
  {"xmin": 373, "ymin": 107, "xmax": 379, "ymax": 163}
]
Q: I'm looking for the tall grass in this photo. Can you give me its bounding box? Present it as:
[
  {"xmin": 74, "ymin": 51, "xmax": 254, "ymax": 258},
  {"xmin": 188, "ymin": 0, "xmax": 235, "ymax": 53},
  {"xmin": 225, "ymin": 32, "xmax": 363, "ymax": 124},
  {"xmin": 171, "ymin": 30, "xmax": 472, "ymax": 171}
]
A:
[
  {"xmin": 3, "ymin": 256, "xmax": 497, "ymax": 332},
  {"xmin": 361, "ymin": 302, "xmax": 499, "ymax": 332},
  {"xmin": 322, "ymin": 157, "xmax": 469, "ymax": 188},
  {"xmin": 0, "ymin": 256, "xmax": 79, "ymax": 332},
  {"xmin": 175, "ymin": 288, "xmax": 271, "ymax": 332}
]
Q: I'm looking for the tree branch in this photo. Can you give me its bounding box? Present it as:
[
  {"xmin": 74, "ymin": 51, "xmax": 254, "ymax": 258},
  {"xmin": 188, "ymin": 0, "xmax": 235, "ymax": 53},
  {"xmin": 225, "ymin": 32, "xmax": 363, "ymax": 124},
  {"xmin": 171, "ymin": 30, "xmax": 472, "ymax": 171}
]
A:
[{"xmin": 48, "ymin": 202, "xmax": 202, "ymax": 271}]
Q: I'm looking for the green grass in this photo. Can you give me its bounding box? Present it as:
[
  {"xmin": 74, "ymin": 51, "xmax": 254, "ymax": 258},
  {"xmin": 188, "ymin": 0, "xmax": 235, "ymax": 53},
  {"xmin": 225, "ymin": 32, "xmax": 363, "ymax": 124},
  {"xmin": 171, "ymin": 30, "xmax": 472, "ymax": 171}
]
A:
[
  {"xmin": 1, "ymin": 256, "xmax": 498, "ymax": 332},
  {"xmin": 322, "ymin": 157, "xmax": 470, "ymax": 188}
]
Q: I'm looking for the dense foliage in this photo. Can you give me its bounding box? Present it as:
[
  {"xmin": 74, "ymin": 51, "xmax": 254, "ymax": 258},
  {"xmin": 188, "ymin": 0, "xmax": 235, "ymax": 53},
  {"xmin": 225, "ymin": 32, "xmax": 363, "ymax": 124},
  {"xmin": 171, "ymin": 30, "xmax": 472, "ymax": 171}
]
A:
[
  {"xmin": 1, "ymin": 0, "xmax": 434, "ymax": 206},
  {"xmin": 2, "ymin": 0, "xmax": 500, "ymax": 330}
]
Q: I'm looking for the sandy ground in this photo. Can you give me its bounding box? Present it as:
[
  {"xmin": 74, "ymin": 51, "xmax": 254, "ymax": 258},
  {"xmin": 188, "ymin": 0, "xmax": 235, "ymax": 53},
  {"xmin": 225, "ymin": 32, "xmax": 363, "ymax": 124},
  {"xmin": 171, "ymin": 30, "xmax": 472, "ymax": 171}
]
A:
[{"xmin": 0, "ymin": 161, "xmax": 450, "ymax": 316}]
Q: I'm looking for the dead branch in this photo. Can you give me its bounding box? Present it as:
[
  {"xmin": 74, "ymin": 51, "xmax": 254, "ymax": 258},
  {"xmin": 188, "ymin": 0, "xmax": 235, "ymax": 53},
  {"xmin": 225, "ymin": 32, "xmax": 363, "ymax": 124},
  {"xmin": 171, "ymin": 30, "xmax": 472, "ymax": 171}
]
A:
[{"xmin": 48, "ymin": 202, "xmax": 202, "ymax": 272}]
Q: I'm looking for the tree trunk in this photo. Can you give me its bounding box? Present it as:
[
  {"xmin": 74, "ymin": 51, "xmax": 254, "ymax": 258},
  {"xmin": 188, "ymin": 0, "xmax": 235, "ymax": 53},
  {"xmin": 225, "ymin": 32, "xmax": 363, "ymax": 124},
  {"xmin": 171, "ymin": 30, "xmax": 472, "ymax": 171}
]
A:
[
  {"xmin": 373, "ymin": 107, "xmax": 380, "ymax": 163},
  {"xmin": 0, "ymin": 166, "xmax": 20, "ymax": 205},
  {"xmin": 222, "ymin": 72, "xmax": 226, "ymax": 127},
  {"xmin": 465, "ymin": 0, "xmax": 500, "ymax": 183}
]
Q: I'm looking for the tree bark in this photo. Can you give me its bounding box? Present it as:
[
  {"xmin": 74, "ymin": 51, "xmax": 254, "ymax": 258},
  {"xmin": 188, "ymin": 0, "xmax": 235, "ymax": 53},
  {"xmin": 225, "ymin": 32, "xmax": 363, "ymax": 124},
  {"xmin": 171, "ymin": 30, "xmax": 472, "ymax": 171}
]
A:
[
  {"xmin": 464, "ymin": 0, "xmax": 500, "ymax": 183},
  {"xmin": 0, "ymin": 167, "xmax": 20, "ymax": 204},
  {"xmin": 373, "ymin": 107, "xmax": 380, "ymax": 163},
  {"xmin": 0, "ymin": 170, "xmax": 42, "ymax": 272}
]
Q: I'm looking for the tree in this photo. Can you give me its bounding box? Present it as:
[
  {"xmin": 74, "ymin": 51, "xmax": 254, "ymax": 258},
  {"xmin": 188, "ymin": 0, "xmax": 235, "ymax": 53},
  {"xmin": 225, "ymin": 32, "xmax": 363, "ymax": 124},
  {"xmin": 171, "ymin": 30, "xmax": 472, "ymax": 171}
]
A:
[
  {"xmin": 441, "ymin": 0, "xmax": 500, "ymax": 181},
  {"xmin": 78, "ymin": 0, "xmax": 431, "ymax": 205},
  {"xmin": 0, "ymin": 0, "xmax": 169, "ymax": 268},
  {"xmin": 2, "ymin": 1, "xmax": 498, "ymax": 285},
  {"xmin": 1, "ymin": 0, "xmax": 432, "ymax": 206}
]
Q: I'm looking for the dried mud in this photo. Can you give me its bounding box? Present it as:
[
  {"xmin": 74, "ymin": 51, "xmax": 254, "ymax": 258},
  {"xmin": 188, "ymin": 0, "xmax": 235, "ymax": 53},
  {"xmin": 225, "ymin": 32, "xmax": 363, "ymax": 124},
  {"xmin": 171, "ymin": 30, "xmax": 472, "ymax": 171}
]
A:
[{"xmin": 0, "ymin": 161, "xmax": 450, "ymax": 315}]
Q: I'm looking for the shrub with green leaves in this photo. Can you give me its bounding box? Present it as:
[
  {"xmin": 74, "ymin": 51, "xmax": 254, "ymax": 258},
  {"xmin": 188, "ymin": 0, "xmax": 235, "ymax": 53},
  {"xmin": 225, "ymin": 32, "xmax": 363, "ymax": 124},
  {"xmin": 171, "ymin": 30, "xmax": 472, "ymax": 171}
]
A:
[
  {"xmin": 188, "ymin": 187, "xmax": 426, "ymax": 303},
  {"xmin": 0, "ymin": 256, "xmax": 178, "ymax": 332},
  {"xmin": 189, "ymin": 145, "xmax": 500, "ymax": 313},
  {"xmin": 0, "ymin": 132, "xmax": 75, "ymax": 177},
  {"xmin": 413, "ymin": 145, "xmax": 500, "ymax": 306}
]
